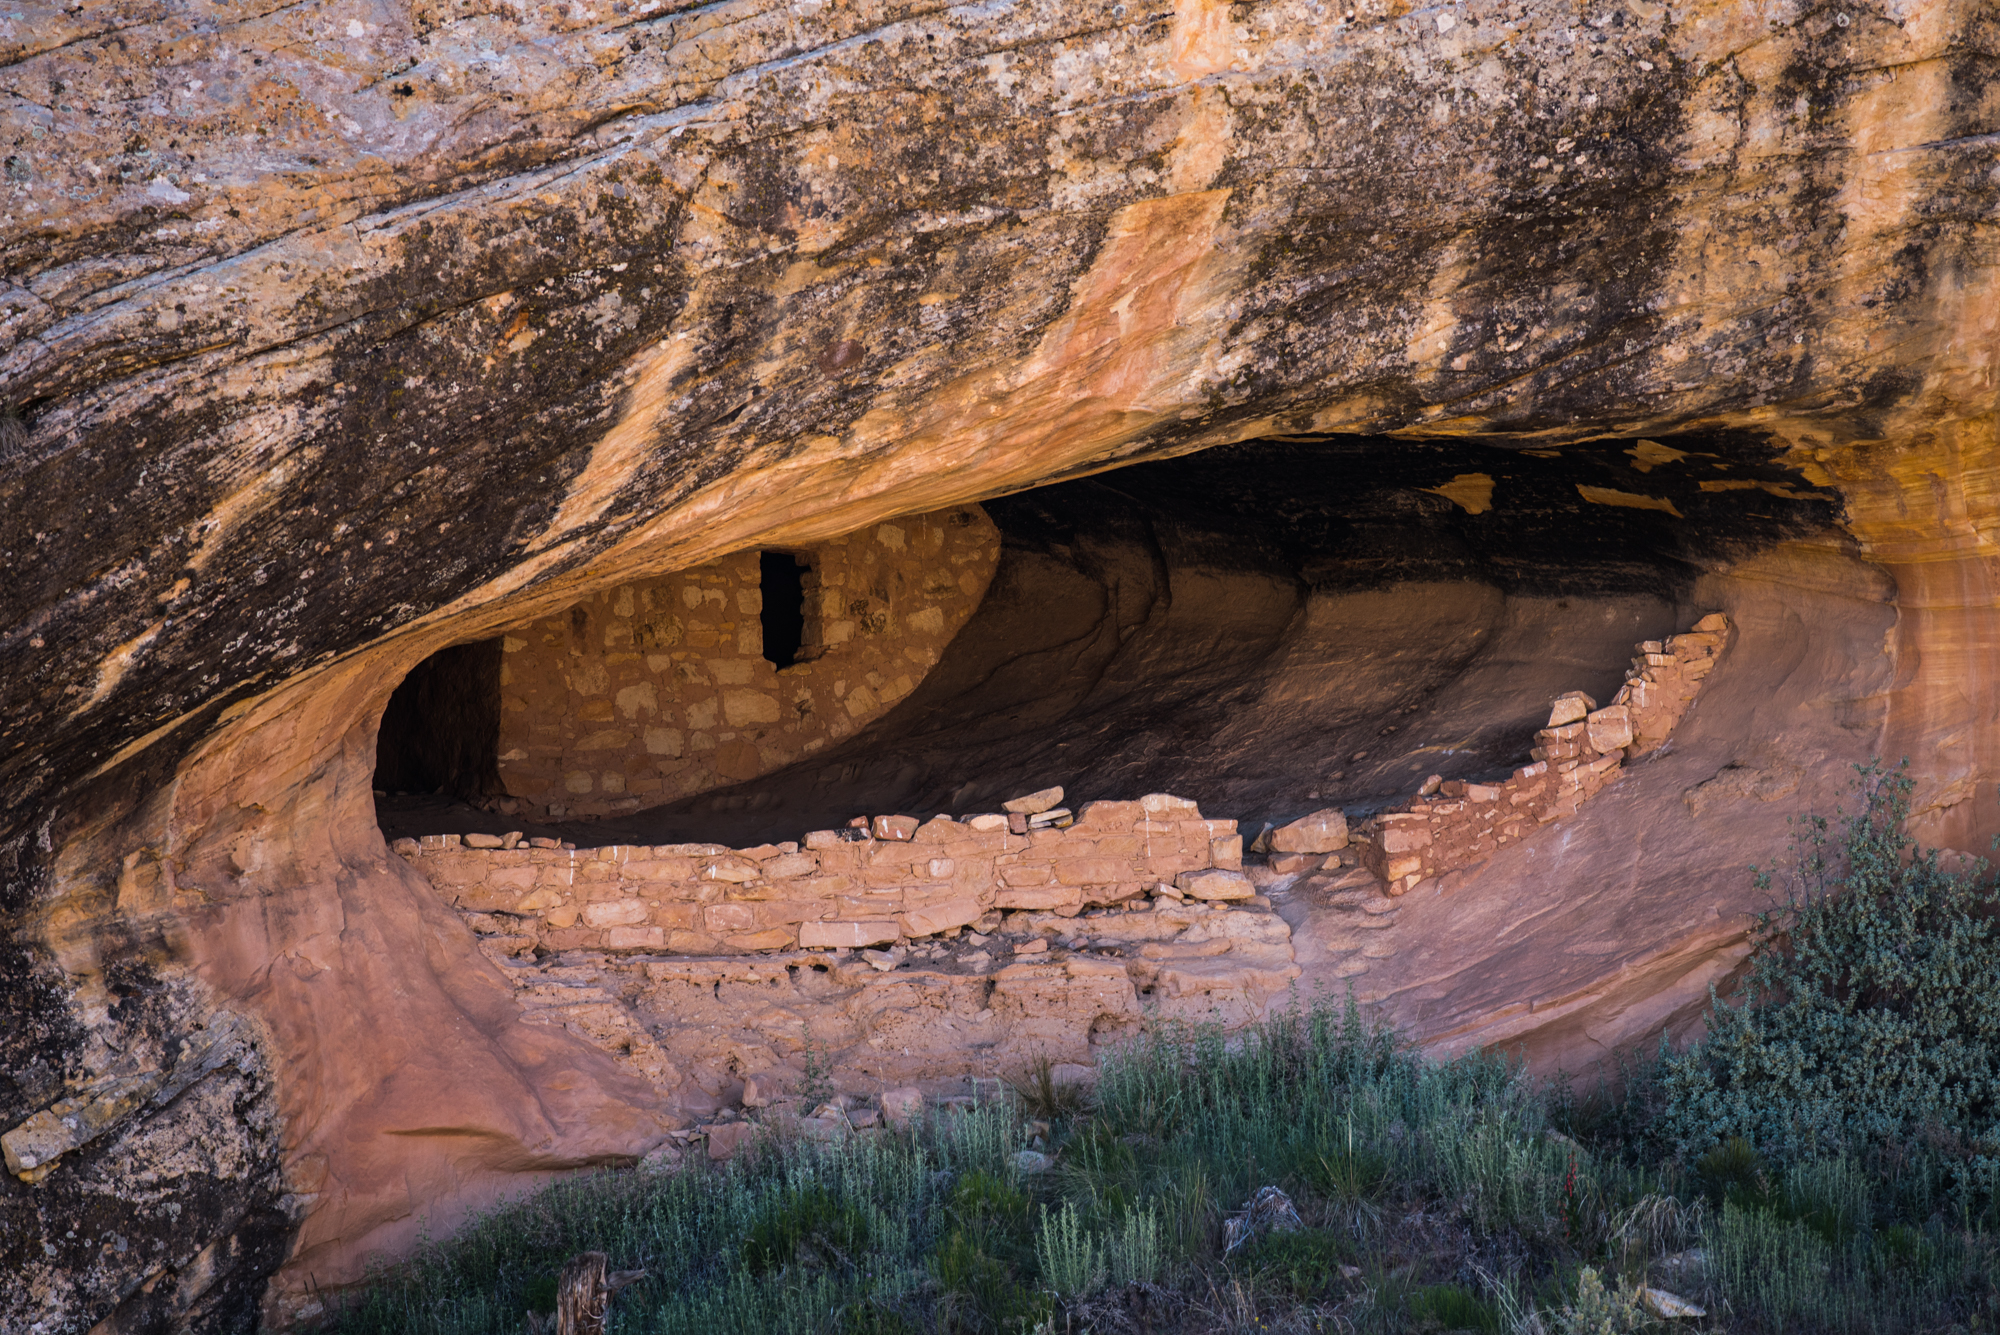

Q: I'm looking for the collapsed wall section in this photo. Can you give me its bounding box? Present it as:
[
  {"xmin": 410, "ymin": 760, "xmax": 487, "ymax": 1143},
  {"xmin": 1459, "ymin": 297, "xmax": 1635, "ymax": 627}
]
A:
[
  {"xmin": 1359, "ymin": 616, "xmax": 1732, "ymax": 894},
  {"xmin": 492, "ymin": 507, "xmax": 999, "ymax": 817}
]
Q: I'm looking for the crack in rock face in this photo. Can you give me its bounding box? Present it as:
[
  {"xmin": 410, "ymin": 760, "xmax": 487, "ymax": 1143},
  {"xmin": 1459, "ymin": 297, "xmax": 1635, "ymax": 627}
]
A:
[{"xmin": 3, "ymin": 0, "xmax": 1997, "ymax": 1327}]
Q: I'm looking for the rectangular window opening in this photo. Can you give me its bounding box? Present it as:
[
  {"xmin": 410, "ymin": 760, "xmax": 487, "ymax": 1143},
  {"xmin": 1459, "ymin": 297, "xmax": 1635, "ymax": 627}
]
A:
[{"xmin": 760, "ymin": 550, "xmax": 814, "ymax": 669}]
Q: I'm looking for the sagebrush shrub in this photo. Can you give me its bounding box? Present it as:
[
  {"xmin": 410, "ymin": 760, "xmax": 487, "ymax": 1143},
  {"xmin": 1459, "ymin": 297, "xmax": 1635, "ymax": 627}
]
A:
[{"xmin": 1659, "ymin": 762, "xmax": 2000, "ymax": 1160}]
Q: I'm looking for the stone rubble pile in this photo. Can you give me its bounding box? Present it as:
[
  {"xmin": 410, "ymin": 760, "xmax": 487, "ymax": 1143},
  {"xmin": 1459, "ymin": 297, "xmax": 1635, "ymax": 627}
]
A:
[{"xmin": 1357, "ymin": 615, "xmax": 1732, "ymax": 896}]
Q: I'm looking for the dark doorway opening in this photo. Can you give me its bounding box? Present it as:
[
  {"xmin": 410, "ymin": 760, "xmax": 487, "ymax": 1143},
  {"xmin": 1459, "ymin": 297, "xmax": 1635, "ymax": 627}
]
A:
[
  {"xmin": 374, "ymin": 638, "xmax": 503, "ymax": 798},
  {"xmin": 760, "ymin": 551, "xmax": 809, "ymax": 668}
]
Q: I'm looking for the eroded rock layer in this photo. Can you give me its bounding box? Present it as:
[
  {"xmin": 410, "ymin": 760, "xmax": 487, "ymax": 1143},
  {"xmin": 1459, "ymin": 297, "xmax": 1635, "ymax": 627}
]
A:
[{"xmin": 3, "ymin": 0, "xmax": 1996, "ymax": 1329}]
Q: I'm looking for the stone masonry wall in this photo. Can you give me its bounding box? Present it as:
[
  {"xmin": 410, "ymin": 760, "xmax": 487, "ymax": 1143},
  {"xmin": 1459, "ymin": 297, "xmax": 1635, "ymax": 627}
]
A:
[
  {"xmin": 495, "ymin": 506, "xmax": 1000, "ymax": 817},
  {"xmin": 1361, "ymin": 615, "xmax": 1733, "ymax": 895},
  {"xmin": 395, "ymin": 796, "xmax": 1298, "ymax": 1104},
  {"xmin": 397, "ymin": 795, "xmax": 1251, "ymax": 958}
]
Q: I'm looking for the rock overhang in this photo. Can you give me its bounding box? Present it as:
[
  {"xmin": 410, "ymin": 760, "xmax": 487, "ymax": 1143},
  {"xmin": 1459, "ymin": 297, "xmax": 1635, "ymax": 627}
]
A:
[{"xmin": 2, "ymin": 0, "xmax": 1996, "ymax": 1327}]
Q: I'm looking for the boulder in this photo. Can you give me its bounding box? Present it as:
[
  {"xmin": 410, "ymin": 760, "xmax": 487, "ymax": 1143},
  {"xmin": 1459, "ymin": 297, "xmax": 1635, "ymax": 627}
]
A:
[{"xmin": 1271, "ymin": 810, "xmax": 1350, "ymax": 855}]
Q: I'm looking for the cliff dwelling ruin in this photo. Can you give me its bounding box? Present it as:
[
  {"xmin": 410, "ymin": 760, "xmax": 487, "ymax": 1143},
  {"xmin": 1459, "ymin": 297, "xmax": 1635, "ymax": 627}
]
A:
[
  {"xmin": 354, "ymin": 436, "xmax": 1841, "ymax": 1132},
  {"xmin": 5, "ymin": 0, "xmax": 1997, "ymax": 1327}
]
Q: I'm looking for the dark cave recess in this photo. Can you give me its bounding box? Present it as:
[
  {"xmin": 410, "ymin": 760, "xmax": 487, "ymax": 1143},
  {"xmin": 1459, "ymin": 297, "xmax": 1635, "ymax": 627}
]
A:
[{"xmin": 377, "ymin": 432, "xmax": 1844, "ymax": 848}]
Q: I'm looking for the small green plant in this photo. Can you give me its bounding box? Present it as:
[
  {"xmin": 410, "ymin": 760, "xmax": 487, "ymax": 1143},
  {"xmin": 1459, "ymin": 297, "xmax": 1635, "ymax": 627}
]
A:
[
  {"xmin": 1548, "ymin": 1267, "xmax": 1652, "ymax": 1334},
  {"xmin": 1033, "ymin": 1201, "xmax": 1103, "ymax": 1298},
  {"xmin": 1696, "ymin": 1135, "xmax": 1771, "ymax": 1210},
  {"xmin": 743, "ymin": 1184, "xmax": 871, "ymax": 1275},
  {"xmin": 931, "ymin": 1229, "xmax": 1048, "ymax": 1334},
  {"xmin": 1103, "ymin": 1202, "xmax": 1162, "ymax": 1287},
  {"xmin": 1239, "ymin": 1227, "xmax": 1349, "ymax": 1298},
  {"xmin": 1660, "ymin": 761, "xmax": 2000, "ymax": 1162},
  {"xmin": 1407, "ymin": 1282, "xmax": 1502, "ymax": 1333},
  {"xmin": 520, "ymin": 1273, "xmax": 558, "ymax": 1316},
  {"xmin": 798, "ymin": 1024, "xmax": 834, "ymax": 1112},
  {"xmin": 1007, "ymin": 1055, "xmax": 1093, "ymax": 1123}
]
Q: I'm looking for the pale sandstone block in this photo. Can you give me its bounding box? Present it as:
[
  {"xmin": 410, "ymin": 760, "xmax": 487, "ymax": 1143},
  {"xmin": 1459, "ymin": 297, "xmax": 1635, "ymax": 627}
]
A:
[
  {"xmin": 1175, "ymin": 869, "xmax": 1255, "ymax": 901},
  {"xmin": 544, "ymin": 906, "xmax": 580, "ymax": 929},
  {"xmin": 805, "ymin": 829, "xmax": 847, "ymax": 850},
  {"xmin": 723, "ymin": 928, "xmax": 794, "ymax": 952},
  {"xmin": 902, "ymin": 897, "xmax": 984, "ymax": 937},
  {"xmin": 705, "ymin": 903, "xmax": 755, "ymax": 932},
  {"xmin": 1076, "ymin": 799, "xmax": 1145, "ymax": 828},
  {"xmin": 752, "ymin": 900, "xmax": 826, "ymax": 925},
  {"xmin": 1586, "ymin": 705, "xmax": 1634, "ymax": 752},
  {"xmin": 1271, "ymin": 809, "xmax": 1349, "ymax": 854},
  {"xmin": 1055, "ymin": 858, "xmax": 1129, "ymax": 886},
  {"xmin": 873, "ymin": 814, "xmax": 919, "ymax": 841},
  {"xmin": 762, "ymin": 853, "xmax": 818, "ymax": 879},
  {"xmin": 926, "ymin": 858, "xmax": 955, "ymax": 879},
  {"xmin": 583, "ymin": 899, "xmax": 649, "ymax": 928},
  {"xmin": 622, "ymin": 858, "xmax": 698, "ymax": 881},
  {"xmin": 516, "ymin": 888, "xmax": 564, "ymax": 912},
  {"xmin": 702, "ymin": 859, "xmax": 761, "ymax": 883},
  {"xmin": 1140, "ymin": 794, "xmax": 1201, "ymax": 816},
  {"xmin": 667, "ymin": 929, "xmax": 724, "ymax": 953},
  {"xmin": 994, "ymin": 886, "xmax": 1082, "ymax": 912},
  {"xmin": 722, "ymin": 690, "xmax": 780, "ymax": 726},
  {"xmin": 1210, "ymin": 835, "xmax": 1243, "ymax": 870},
  {"xmin": 1001, "ymin": 864, "xmax": 1053, "ymax": 887},
  {"xmin": 880, "ymin": 1087, "xmax": 923, "ymax": 1126},
  {"xmin": 707, "ymin": 1121, "xmax": 755, "ymax": 1160},
  {"xmin": 1003, "ymin": 785, "xmax": 1064, "ymax": 815},
  {"xmin": 1466, "ymin": 784, "xmax": 1501, "ymax": 801},
  {"xmin": 800, "ymin": 919, "xmax": 901, "ymax": 949},
  {"xmin": 966, "ymin": 814, "xmax": 1008, "ymax": 832},
  {"xmin": 606, "ymin": 926, "xmax": 665, "ymax": 950},
  {"xmin": 452, "ymin": 884, "xmax": 520, "ymax": 912},
  {"xmin": 650, "ymin": 904, "xmax": 699, "ymax": 930},
  {"xmin": 913, "ymin": 817, "xmax": 967, "ymax": 843},
  {"xmin": 487, "ymin": 866, "xmax": 539, "ymax": 891}
]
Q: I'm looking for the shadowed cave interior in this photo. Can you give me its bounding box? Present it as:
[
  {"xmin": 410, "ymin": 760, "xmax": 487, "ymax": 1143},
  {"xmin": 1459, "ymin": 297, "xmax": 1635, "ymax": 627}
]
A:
[{"xmin": 375, "ymin": 434, "xmax": 1844, "ymax": 849}]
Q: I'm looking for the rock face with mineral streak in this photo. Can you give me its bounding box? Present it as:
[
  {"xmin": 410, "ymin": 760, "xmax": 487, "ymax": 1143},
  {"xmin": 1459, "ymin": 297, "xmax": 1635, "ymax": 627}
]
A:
[{"xmin": 2, "ymin": 0, "xmax": 1996, "ymax": 1329}]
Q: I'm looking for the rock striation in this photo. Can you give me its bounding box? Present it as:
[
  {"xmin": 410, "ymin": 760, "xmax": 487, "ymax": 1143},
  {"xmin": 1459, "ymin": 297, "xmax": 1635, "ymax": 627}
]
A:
[{"xmin": 2, "ymin": 0, "xmax": 1996, "ymax": 1330}]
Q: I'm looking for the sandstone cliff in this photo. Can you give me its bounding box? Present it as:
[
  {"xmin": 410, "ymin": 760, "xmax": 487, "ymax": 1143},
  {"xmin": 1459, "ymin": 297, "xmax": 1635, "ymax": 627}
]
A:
[{"xmin": 3, "ymin": 0, "xmax": 1996, "ymax": 1328}]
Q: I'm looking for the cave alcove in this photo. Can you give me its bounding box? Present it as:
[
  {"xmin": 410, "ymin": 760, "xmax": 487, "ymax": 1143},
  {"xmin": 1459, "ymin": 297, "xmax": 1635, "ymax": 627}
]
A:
[
  {"xmin": 375, "ymin": 433, "xmax": 1844, "ymax": 851},
  {"xmin": 372, "ymin": 638, "xmax": 503, "ymax": 800}
]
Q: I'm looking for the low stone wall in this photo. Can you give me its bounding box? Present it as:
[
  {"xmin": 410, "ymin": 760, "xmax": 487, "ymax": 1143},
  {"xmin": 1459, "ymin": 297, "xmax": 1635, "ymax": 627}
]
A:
[
  {"xmin": 1360, "ymin": 615, "xmax": 1732, "ymax": 895},
  {"xmin": 395, "ymin": 795, "xmax": 1296, "ymax": 1105},
  {"xmin": 396, "ymin": 794, "xmax": 1248, "ymax": 958}
]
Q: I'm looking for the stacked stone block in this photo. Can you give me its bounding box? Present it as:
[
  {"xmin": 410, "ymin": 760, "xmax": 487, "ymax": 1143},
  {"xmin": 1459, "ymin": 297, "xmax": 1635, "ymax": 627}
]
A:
[
  {"xmin": 1360, "ymin": 614, "xmax": 1731, "ymax": 896},
  {"xmin": 397, "ymin": 794, "xmax": 1243, "ymax": 958},
  {"xmin": 494, "ymin": 506, "xmax": 1000, "ymax": 818}
]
